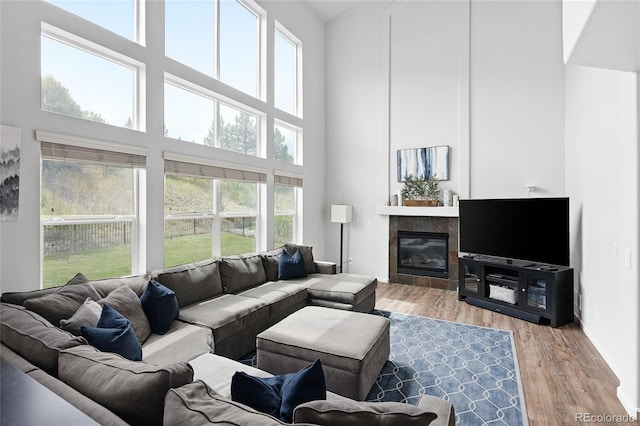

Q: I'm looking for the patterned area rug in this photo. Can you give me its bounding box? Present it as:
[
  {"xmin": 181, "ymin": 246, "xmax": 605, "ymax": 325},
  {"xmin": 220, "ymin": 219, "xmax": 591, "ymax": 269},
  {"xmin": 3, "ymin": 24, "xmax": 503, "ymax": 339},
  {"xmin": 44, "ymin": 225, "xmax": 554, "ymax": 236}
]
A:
[{"xmin": 240, "ymin": 311, "xmax": 528, "ymax": 426}]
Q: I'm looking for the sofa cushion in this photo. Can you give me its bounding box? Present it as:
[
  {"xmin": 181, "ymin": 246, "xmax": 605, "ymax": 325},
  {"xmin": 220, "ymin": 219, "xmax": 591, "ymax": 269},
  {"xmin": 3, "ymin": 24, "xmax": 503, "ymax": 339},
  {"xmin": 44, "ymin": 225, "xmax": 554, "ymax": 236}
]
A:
[
  {"xmin": 142, "ymin": 321, "xmax": 213, "ymax": 365},
  {"xmin": 0, "ymin": 286, "xmax": 58, "ymax": 306},
  {"xmin": 23, "ymin": 273, "xmax": 100, "ymax": 326},
  {"xmin": 220, "ymin": 254, "xmax": 267, "ymax": 293},
  {"xmin": 307, "ymin": 273, "xmax": 378, "ymax": 307},
  {"xmin": 82, "ymin": 304, "xmax": 142, "ymax": 361},
  {"xmin": 238, "ymin": 281, "xmax": 307, "ymax": 316},
  {"xmin": 261, "ymin": 248, "xmax": 284, "ymax": 281},
  {"xmin": 28, "ymin": 368, "xmax": 130, "ymax": 426},
  {"xmin": 284, "ymin": 244, "xmax": 316, "ymax": 274},
  {"xmin": 58, "ymin": 345, "xmax": 193, "ymax": 426},
  {"xmin": 231, "ymin": 359, "xmax": 326, "ymax": 423},
  {"xmin": 140, "ymin": 280, "xmax": 179, "ymax": 335},
  {"xmin": 98, "ymin": 285, "xmax": 151, "ymax": 344},
  {"xmin": 293, "ymin": 399, "xmax": 438, "ymax": 426},
  {"xmin": 60, "ymin": 297, "xmax": 102, "ymax": 336},
  {"xmin": 189, "ymin": 352, "xmax": 273, "ymax": 399},
  {"xmin": 0, "ymin": 303, "xmax": 86, "ymax": 375},
  {"xmin": 178, "ymin": 294, "xmax": 268, "ymax": 343},
  {"xmin": 278, "ymin": 250, "xmax": 307, "ymax": 280},
  {"xmin": 153, "ymin": 258, "xmax": 223, "ymax": 308},
  {"xmin": 90, "ymin": 274, "xmax": 151, "ymax": 298},
  {"xmin": 164, "ymin": 380, "xmax": 290, "ymax": 426}
]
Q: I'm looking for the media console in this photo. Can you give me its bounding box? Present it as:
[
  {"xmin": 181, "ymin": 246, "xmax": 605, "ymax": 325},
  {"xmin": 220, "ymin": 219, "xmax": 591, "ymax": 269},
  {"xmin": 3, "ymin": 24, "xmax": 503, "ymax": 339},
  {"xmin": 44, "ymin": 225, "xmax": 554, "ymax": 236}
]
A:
[{"xmin": 458, "ymin": 256, "xmax": 574, "ymax": 327}]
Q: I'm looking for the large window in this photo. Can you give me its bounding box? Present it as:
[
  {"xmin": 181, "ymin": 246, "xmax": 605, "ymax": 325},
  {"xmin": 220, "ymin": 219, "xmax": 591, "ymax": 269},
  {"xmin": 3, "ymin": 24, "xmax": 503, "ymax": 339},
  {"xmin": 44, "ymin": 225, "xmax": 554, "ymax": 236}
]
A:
[
  {"xmin": 163, "ymin": 159, "xmax": 264, "ymax": 266},
  {"xmin": 274, "ymin": 121, "xmax": 301, "ymax": 165},
  {"xmin": 164, "ymin": 77, "xmax": 262, "ymax": 156},
  {"xmin": 219, "ymin": 0, "xmax": 260, "ymax": 97},
  {"xmin": 46, "ymin": 0, "xmax": 139, "ymax": 42},
  {"xmin": 274, "ymin": 24, "xmax": 300, "ymax": 116},
  {"xmin": 41, "ymin": 25, "xmax": 143, "ymax": 130},
  {"xmin": 36, "ymin": 2, "xmax": 304, "ymax": 286},
  {"xmin": 166, "ymin": 0, "xmax": 263, "ymax": 98},
  {"xmin": 40, "ymin": 138, "xmax": 145, "ymax": 288},
  {"xmin": 274, "ymin": 175, "xmax": 302, "ymax": 247}
]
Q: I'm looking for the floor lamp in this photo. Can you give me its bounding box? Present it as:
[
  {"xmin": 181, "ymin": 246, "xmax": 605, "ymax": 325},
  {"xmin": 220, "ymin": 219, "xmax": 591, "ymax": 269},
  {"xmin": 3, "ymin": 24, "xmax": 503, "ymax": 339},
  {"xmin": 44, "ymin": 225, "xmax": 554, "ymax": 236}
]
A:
[{"xmin": 331, "ymin": 205, "xmax": 353, "ymax": 273}]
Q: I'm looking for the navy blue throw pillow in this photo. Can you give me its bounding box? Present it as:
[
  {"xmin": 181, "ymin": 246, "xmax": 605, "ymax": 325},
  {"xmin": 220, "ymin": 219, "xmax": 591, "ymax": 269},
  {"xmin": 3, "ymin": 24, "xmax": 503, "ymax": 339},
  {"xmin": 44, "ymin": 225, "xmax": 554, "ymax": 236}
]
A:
[
  {"xmin": 81, "ymin": 304, "xmax": 142, "ymax": 361},
  {"xmin": 278, "ymin": 250, "xmax": 307, "ymax": 280},
  {"xmin": 140, "ymin": 280, "xmax": 179, "ymax": 335},
  {"xmin": 231, "ymin": 359, "xmax": 326, "ymax": 423}
]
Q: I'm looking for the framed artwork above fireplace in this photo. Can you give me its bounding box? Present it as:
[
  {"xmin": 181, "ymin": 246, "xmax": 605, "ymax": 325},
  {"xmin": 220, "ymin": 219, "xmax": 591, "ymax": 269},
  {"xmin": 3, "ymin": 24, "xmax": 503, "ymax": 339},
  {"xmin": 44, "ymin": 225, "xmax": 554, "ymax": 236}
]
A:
[{"xmin": 397, "ymin": 145, "xmax": 449, "ymax": 182}]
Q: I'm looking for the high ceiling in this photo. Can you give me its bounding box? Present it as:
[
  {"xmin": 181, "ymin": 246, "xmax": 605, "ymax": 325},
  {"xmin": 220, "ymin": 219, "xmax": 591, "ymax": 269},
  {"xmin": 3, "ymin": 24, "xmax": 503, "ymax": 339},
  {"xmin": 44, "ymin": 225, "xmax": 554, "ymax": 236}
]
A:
[{"xmin": 304, "ymin": 0, "xmax": 360, "ymax": 22}]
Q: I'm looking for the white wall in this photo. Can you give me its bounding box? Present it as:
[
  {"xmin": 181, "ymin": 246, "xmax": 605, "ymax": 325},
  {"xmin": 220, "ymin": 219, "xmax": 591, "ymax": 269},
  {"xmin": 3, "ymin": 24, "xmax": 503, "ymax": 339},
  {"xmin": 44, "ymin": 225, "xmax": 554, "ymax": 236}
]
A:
[
  {"xmin": 388, "ymin": 0, "xmax": 462, "ymax": 197},
  {"xmin": 0, "ymin": 0, "xmax": 326, "ymax": 292},
  {"xmin": 325, "ymin": 0, "xmax": 566, "ymax": 275},
  {"xmin": 565, "ymin": 65, "xmax": 639, "ymax": 416},
  {"xmin": 470, "ymin": 0, "xmax": 566, "ymax": 198}
]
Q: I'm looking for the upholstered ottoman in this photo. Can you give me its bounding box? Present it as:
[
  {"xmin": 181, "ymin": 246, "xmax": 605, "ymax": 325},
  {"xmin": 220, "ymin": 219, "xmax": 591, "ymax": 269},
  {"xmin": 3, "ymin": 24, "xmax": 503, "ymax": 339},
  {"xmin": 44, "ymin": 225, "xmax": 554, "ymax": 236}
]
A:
[{"xmin": 256, "ymin": 306, "xmax": 390, "ymax": 400}]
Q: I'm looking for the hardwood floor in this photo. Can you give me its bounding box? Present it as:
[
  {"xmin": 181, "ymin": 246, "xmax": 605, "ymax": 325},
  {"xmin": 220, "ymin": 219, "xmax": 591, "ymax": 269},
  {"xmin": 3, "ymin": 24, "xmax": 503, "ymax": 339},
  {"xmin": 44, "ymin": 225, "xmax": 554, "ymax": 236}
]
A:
[{"xmin": 374, "ymin": 282, "xmax": 630, "ymax": 425}]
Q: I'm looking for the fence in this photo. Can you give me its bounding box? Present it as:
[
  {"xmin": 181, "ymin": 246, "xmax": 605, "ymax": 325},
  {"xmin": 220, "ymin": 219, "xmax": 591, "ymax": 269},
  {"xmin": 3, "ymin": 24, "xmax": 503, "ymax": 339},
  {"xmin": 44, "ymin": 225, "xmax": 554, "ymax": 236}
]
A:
[
  {"xmin": 43, "ymin": 222, "xmax": 131, "ymax": 256},
  {"xmin": 44, "ymin": 215, "xmax": 279, "ymax": 257}
]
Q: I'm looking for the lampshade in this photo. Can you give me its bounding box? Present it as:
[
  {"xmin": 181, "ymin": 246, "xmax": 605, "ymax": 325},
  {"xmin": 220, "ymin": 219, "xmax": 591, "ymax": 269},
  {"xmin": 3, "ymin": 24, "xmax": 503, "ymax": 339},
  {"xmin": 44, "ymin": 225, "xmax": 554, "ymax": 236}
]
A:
[{"xmin": 331, "ymin": 205, "xmax": 353, "ymax": 224}]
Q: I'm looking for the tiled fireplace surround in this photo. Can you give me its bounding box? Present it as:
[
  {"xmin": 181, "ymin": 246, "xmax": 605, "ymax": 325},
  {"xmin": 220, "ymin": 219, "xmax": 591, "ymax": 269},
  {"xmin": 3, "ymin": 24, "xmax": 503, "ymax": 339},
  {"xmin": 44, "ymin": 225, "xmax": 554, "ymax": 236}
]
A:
[{"xmin": 389, "ymin": 215, "xmax": 459, "ymax": 290}]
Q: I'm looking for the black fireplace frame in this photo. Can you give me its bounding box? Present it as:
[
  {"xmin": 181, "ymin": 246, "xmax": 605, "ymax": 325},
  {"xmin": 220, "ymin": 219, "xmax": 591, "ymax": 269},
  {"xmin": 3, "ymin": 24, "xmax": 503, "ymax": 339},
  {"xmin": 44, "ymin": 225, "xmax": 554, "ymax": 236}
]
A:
[{"xmin": 397, "ymin": 231, "xmax": 449, "ymax": 278}]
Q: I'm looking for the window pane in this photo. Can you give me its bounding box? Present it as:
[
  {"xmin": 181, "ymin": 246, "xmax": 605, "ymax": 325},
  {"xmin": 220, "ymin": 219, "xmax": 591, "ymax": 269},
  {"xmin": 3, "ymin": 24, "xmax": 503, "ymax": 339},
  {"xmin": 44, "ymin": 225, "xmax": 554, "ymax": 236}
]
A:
[
  {"xmin": 165, "ymin": 0, "xmax": 214, "ymax": 76},
  {"xmin": 274, "ymin": 30, "xmax": 297, "ymax": 114},
  {"xmin": 164, "ymin": 82, "xmax": 215, "ymax": 145},
  {"xmin": 47, "ymin": 0, "xmax": 135, "ymax": 41},
  {"xmin": 274, "ymin": 123, "xmax": 297, "ymax": 164},
  {"xmin": 219, "ymin": 0, "xmax": 258, "ymax": 96},
  {"xmin": 43, "ymin": 223, "xmax": 132, "ymax": 288},
  {"xmin": 219, "ymin": 104, "xmax": 258, "ymax": 156},
  {"xmin": 41, "ymin": 36, "xmax": 135, "ymax": 129},
  {"xmin": 220, "ymin": 180, "xmax": 257, "ymax": 254},
  {"xmin": 164, "ymin": 175, "xmax": 213, "ymax": 215},
  {"xmin": 41, "ymin": 160, "xmax": 135, "ymax": 288},
  {"xmin": 274, "ymin": 184, "xmax": 295, "ymax": 246},
  {"xmin": 41, "ymin": 160, "xmax": 133, "ymax": 216},
  {"xmin": 164, "ymin": 175, "xmax": 214, "ymax": 266}
]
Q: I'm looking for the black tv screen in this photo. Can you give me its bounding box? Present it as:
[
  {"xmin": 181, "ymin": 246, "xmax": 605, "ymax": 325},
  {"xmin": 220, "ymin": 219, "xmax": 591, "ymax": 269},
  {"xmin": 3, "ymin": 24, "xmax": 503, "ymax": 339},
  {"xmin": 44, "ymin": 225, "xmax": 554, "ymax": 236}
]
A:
[{"xmin": 459, "ymin": 197, "xmax": 570, "ymax": 266}]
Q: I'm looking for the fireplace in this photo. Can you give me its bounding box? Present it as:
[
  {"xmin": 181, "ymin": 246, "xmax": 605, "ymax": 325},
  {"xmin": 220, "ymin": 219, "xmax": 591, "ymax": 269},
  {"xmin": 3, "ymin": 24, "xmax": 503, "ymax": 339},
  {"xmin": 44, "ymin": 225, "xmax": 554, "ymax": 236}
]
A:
[{"xmin": 397, "ymin": 231, "xmax": 449, "ymax": 278}]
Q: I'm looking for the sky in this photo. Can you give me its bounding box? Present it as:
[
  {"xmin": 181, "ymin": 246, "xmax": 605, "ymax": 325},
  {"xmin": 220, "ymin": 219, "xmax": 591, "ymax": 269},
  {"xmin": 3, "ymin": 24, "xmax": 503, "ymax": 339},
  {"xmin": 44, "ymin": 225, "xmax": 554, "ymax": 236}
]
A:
[{"xmin": 42, "ymin": 0, "xmax": 297, "ymax": 155}]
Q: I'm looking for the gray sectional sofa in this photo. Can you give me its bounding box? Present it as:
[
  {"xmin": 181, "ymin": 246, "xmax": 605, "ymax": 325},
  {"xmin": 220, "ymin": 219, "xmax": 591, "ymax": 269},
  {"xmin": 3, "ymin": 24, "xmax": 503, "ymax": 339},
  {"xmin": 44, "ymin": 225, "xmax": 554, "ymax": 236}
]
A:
[{"xmin": 0, "ymin": 244, "xmax": 454, "ymax": 425}]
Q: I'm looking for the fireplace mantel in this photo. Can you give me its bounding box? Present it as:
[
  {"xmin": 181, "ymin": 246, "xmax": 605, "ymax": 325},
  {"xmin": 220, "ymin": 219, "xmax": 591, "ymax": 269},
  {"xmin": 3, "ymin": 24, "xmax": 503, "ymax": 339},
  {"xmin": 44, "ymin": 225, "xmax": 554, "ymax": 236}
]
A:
[{"xmin": 375, "ymin": 206, "xmax": 458, "ymax": 217}]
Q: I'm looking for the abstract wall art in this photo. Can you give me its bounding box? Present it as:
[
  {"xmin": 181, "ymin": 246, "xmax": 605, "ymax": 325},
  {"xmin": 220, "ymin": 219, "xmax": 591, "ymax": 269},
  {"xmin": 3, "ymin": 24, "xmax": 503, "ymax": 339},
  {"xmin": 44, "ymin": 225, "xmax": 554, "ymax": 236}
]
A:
[
  {"xmin": 1, "ymin": 125, "xmax": 22, "ymax": 221},
  {"xmin": 397, "ymin": 145, "xmax": 449, "ymax": 182}
]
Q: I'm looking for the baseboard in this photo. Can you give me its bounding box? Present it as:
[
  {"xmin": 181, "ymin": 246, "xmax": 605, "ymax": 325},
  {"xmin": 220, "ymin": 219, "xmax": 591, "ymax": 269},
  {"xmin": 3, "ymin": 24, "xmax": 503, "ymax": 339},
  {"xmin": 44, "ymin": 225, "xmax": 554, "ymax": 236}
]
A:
[
  {"xmin": 616, "ymin": 387, "xmax": 639, "ymax": 419},
  {"xmin": 580, "ymin": 321, "xmax": 640, "ymax": 419}
]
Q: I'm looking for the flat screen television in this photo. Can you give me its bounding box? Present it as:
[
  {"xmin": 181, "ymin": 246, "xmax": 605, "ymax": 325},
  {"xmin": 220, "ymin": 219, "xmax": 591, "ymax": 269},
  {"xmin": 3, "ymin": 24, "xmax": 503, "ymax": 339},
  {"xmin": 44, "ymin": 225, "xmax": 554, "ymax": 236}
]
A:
[{"xmin": 459, "ymin": 197, "xmax": 570, "ymax": 266}]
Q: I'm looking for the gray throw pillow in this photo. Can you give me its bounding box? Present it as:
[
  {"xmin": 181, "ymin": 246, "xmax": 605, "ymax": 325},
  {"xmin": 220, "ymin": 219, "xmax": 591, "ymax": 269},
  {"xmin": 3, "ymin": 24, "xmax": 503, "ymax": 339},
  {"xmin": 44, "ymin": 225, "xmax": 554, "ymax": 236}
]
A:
[
  {"xmin": 220, "ymin": 254, "xmax": 267, "ymax": 293},
  {"xmin": 293, "ymin": 399, "xmax": 438, "ymax": 426},
  {"xmin": 152, "ymin": 259, "xmax": 223, "ymax": 308},
  {"xmin": 24, "ymin": 273, "xmax": 100, "ymax": 326},
  {"xmin": 0, "ymin": 303, "xmax": 86, "ymax": 375},
  {"xmin": 284, "ymin": 244, "xmax": 316, "ymax": 274},
  {"xmin": 261, "ymin": 248, "xmax": 284, "ymax": 282},
  {"xmin": 90, "ymin": 274, "xmax": 151, "ymax": 298},
  {"xmin": 59, "ymin": 345, "xmax": 193, "ymax": 426},
  {"xmin": 60, "ymin": 297, "xmax": 102, "ymax": 336},
  {"xmin": 98, "ymin": 285, "xmax": 151, "ymax": 344},
  {"xmin": 164, "ymin": 380, "xmax": 290, "ymax": 426}
]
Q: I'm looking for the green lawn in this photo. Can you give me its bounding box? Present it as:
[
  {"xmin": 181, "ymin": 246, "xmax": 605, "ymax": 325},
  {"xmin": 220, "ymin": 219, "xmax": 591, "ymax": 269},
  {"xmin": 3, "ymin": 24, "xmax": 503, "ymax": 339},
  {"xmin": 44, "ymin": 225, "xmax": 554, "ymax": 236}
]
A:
[{"xmin": 42, "ymin": 232, "xmax": 256, "ymax": 288}]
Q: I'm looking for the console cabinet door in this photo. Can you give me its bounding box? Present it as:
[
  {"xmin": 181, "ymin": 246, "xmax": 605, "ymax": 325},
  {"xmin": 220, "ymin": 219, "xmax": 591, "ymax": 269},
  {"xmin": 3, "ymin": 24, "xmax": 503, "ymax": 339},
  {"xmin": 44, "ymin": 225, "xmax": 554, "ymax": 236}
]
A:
[
  {"xmin": 458, "ymin": 260, "xmax": 483, "ymax": 300},
  {"xmin": 522, "ymin": 273, "xmax": 550, "ymax": 314}
]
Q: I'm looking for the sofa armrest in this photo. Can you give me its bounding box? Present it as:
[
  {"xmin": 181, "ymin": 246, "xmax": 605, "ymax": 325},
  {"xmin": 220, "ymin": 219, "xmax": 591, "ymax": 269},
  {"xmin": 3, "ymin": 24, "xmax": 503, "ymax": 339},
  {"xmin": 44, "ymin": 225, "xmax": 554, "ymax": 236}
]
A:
[
  {"xmin": 314, "ymin": 261, "xmax": 337, "ymax": 275},
  {"xmin": 293, "ymin": 398, "xmax": 438, "ymax": 425},
  {"xmin": 417, "ymin": 395, "xmax": 455, "ymax": 426}
]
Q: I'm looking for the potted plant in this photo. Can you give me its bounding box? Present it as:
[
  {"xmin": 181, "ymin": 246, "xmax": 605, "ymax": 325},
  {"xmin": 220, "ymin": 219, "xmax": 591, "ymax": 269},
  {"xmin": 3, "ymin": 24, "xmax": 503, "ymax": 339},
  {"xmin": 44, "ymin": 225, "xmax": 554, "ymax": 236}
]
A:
[{"xmin": 401, "ymin": 175, "xmax": 440, "ymax": 206}]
